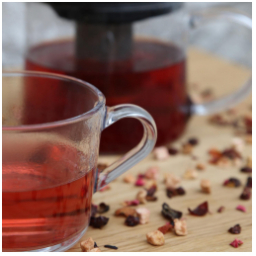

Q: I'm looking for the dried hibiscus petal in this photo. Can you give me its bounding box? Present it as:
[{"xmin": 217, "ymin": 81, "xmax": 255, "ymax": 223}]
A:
[
  {"xmin": 240, "ymin": 187, "xmax": 251, "ymax": 200},
  {"xmin": 223, "ymin": 178, "xmax": 241, "ymax": 187},
  {"xmin": 147, "ymin": 185, "xmax": 157, "ymax": 197},
  {"xmin": 161, "ymin": 203, "xmax": 182, "ymax": 225},
  {"xmin": 135, "ymin": 178, "xmax": 145, "ymax": 186},
  {"xmin": 125, "ymin": 215, "xmax": 140, "ymax": 227},
  {"xmin": 188, "ymin": 201, "xmax": 209, "ymax": 216},
  {"xmin": 97, "ymin": 202, "xmax": 110, "ymax": 214},
  {"xmin": 166, "ymin": 187, "xmax": 186, "ymax": 198},
  {"xmin": 236, "ymin": 205, "xmax": 246, "ymax": 212},
  {"xmin": 90, "ymin": 216, "xmax": 109, "ymax": 228},
  {"xmin": 228, "ymin": 224, "xmax": 241, "ymax": 234},
  {"xmin": 230, "ymin": 238, "xmax": 243, "ymax": 248},
  {"xmin": 158, "ymin": 222, "xmax": 173, "ymax": 234}
]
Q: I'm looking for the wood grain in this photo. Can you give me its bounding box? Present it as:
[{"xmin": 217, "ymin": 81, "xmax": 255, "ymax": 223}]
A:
[{"xmin": 68, "ymin": 48, "xmax": 252, "ymax": 252}]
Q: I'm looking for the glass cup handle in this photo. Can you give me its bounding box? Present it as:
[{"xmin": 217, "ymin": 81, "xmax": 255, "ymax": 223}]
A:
[
  {"xmin": 95, "ymin": 104, "xmax": 157, "ymax": 191},
  {"xmin": 189, "ymin": 9, "xmax": 252, "ymax": 115}
]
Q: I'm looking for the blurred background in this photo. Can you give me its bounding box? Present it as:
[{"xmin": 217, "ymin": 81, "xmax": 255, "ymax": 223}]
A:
[{"xmin": 2, "ymin": 2, "xmax": 252, "ymax": 69}]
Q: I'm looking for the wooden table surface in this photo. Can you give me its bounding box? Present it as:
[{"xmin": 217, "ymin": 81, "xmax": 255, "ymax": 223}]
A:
[{"xmin": 68, "ymin": 48, "xmax": 252, "ymax": 252}]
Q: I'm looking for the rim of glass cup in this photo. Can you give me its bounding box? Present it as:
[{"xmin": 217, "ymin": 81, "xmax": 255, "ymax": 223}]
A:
[{"xmin": 2, "ymin": 71, "xmax": 106, "ymax": 131}]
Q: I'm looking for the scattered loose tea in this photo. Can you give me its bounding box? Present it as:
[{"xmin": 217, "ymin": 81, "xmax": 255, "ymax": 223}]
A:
[
  {"xmin": 240, "ymin": 187, "xmax": 251, "ymax": 200},
  {"xmin": 123, "ymin": 174, "xmax": 136, "ymax": 183},
  {"xmin": 80, "ymin": 237, "xmax": 95, "ymax": 252},
  {"xmin": 228, "ymin": 224, "xmax": 241, "ymax": 234},
  {"xmin": 188, "ymin": 201, "xmax": 209, "ymax": 216},
  {"xmin": 104, "ymin": 245, "xmax": 118, "ymax": 250},
  {"xmin": 168, "ymin": 147, "xmax": 178, "ymax": 155},
  {"xmin": 236, "ymin": 205, "xmax": 246, "ymax": 212},
  {"xmin": 183, "ymin": 169, "xmax": 198, "ymax": 179},
  {"xmin": 240, "ymin": 167, "xmax": 252, "ymax": 173},
  {"xmin": 146, "ymin": 230, "xmax": 165, "ymax": 246},
  {"xmin": 136, "ymin": 207, "xmax": 150, "ymax": 224},
  {"xmin": 174, "ymin": 218, "xmax": 188, "ymax": 236},
  {"xmin": 125, "ymin": 215, "xmax": 140, "ymax": 227},
  {"xmin": 200, "ymin": 179, "xmax": 211, "ymax": 194},
  {"xmin": 188, "ymin": 137, "xmax": 199, "ymax": 146},
  {"xmin": 217, "ymin": 206, "xmax": 225, "ymax": 213},
  {"xmin": 161, "ymin": 203, "xmax": 182, "ymax": 224},
  {"xmin": 136, "ymin": 189, "xmax": 147, "ymax": 204},
  {"xmin": 90, "ymin": 216, "xmax": 109, "ymax": 228},
  {"xmin": 246, "ymin": 177, "xmax": 252, "ymax": 188},
  {"xmin": 115, "ymin": 207, "xmax": 137, "ymax": 217},
  {"xmin": 223, "ymin": 178, "xmax": 241, "ymax": 187},
  {"xmin": 158, "ymin": 222, "xmax": 173, "ymax": 234},
  {"xmin": 230, "ymin": 238, "xmax": 243, "ymax": 248},
  {"xmin": 153, "ymin": 147, "xmax": 169, "ymax": 161},
  {"xmin": 97, "ymin": 203, "xmax": 110, "ymax": 214}
]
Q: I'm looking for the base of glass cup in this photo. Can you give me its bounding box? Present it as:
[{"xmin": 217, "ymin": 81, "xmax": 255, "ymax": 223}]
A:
[{"xmin": 27, "ymin": 226, "xmax": 88, "ymax": 252}]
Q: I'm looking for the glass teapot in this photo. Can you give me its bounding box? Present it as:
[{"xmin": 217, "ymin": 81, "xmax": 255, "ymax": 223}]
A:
[{"xmin": 25, "ymin": 2, "xmax": 252, "ymax": 153}]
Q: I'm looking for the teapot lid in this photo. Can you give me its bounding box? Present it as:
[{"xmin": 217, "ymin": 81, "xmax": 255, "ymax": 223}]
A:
[{"xmin": 45, "ymin": 2, "xmax": 183, "ymax": 24}]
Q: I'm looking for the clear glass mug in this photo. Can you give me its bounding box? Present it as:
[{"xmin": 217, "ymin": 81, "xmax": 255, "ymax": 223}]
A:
[
  {"xmin": 2, "ymin": 71, "xmax": 157, "ymax": 252},
  {"xmin": 24, "ymin": 3, "xmax": 252, "ymax": 153}
]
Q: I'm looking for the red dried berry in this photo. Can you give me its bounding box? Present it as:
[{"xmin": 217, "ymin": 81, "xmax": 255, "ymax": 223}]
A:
[
  {"xmin": 135, "ymin": 178, "xmax": 145, "ymax": 186},
  {"xmin": 230, "ymin": 238, "xmax": 243, "ymax": 248},
  {"xmin": 188, "ymin": 201, "xmax": 209, "ymax": 216},
  {"xmin": 97, "ymin": 202, "xmax": 110, "ymax": 214},
  {"xmin": 125, "ymin": 215, "xmax": 140, "ymax": 227},
  {"xmin": 158, "ymin": 222, "xmax": 173, "ymax": 234},
  {"xmin": 168, "ymin": 147, "xmax": 178, "ymax": 155},
  {"xmin": 240, "ymin": 187, "xmax": 251, "ymax": 200},
  {"xmin": 240, "ymin": 167, "xmax": 252, "ymax": 173},
  {"xmin": 90, "ymin": 216, "xmax": 109, "ymax": 228},
  {"xmin": 228, "ymin": 224, "xmax": 241, "ymax": 234},
  {"xmin": 217, "ymin": 206, "xmax": 225, "ymax": 213},
  {"xmin": 223, "ymin": 178, "xmax": 241, "ymax": 187}
]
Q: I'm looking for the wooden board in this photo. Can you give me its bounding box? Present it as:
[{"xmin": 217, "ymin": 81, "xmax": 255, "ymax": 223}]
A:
[{"xmin": 66, "ymin": 48, "xmax": 252, "ymax": 252}]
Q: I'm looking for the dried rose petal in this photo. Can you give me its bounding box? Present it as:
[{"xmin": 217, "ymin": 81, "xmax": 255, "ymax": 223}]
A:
[
  {"xmin": 124, "ymin": 199, "xmax": 140, "ymax": 206},
  {"xmin": 246, "ymin": 177, "xmax": 252, "ymax": 188},
  {"xmin": 223, "ymin": 178, "xmax": 241, "ymax": 187},
  {"xmin": 230, "ymin": 238, "xmax": 243, "ymax": 248},
  {"xmin": 240, "ymin": 187, "xmax": 251, "ymax": 200},
  {"xmin": 90, "ymin": 216, "xmax": 109, "ymax": 228},
  {"xmin": 240, "ymin": 167, "xmax": 252, "ymax": 173},
  {"xmin": 168, "ymin": 147, "xmax": 178, "ymax": 155},
  {"xmin": 188, "ymin": 137, "xmax": 198, "ymax": 146},
  {"xmin": 135, "ymin": 178, "xmax": 145, "ymax": 187},
  {"xmin": 158, "ymin": 222, "xmax": 173, "ymax": 234},
  {"xmin": 236, "ymin": 205, "xmax": 246, "ymax": 212},
  {"xmin": 161, "ymin": 203, "xmax": 182, "ymax": 224},
  {"xmin": 228, "ymin": 224, "xmax": 241, "ymax": 234},
  {"xmin": 91, "ymin": 204, "xmax": 98, "ymax": 217},
  {"xmin": 217, "ymin": 206, "xmax": 225, "ymax": 213},
  {"xmin": 188, "ymin": 201, "xmax": 209, "ymax": 216},
  {"xmin": 97, "ymin": 202, "xmax": 110, "ymax": 214},
  {"xmin": 125, "ymin": 215, "xmax": 140, "ymax": 227}
]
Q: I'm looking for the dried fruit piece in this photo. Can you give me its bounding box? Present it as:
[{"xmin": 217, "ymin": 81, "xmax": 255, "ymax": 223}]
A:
[
  {"xmin": 104, "ymin": 245, "xmax": 118, "ymax": 250},
  {"xmin": 145, "ymin": 180, "xmax": 157, "ymax": 190},
  {"xmin": 246, "ymin": 177, "xmax": 252, "ymax": 188},
  {"xmin": 135, "ymin": 207, "xmax": 150, "ymax": 224},
  {"xmin": 240, "ymin": 187, "xmax": 251, "ymax": 200},
  {"xmin": 236, "ymin": 205, "xmax": 246, "ymax": 212},
  {"xmin": 188, "ymin": 201, "xmax": 209, "ymax": 216},
  {"xmin": 158, "ymin": 222, "xmax": 173, "ymax": 234},
  {"xmin": 230, "ymin": 238, "xmax": 243, "ymax": 248},
  {"xmin": 136, "ymin": 189, "xmax": 147, "ymax": 204},
  {"xmin": 188, "ymin": 137, "xmax": 198, "ymax": 146},
  {"xmin": 200, "ymin": 179, "xmax": 211, "ymax": 194},
  {"xmin": 161, "ymin": 203, "xmax": 182, "ymax": 224},
  {"xmin": 146, "ymin": 185, "xmax": 158, "ymax": 201},
  {"xmin": 90, "ymin": 216, "xmax": 109, "ymax": 228},
  {"xmin": 183, "ymin": 169, "xmax": 198, "ymax": 179},
  {"xmin": 240, "ymin": 167, "xmax": 252, "ymax": 173},
  {"xmin": 124, "ymin": 199, "xmax": 140, "ymax": 206},
  {"xmin": 168, "ymin": 147, "xmax": 178, "ymax": 155},
  {"xmin": 223, "ymin": 178, "xmax": 241, "ymax": 187},
  {"xmin": 115, "ymin": 207, "xmax": 137, "ymax": 217},
  {"xmin": 181, "ymin": 143, "xmax": 193, "ymax": 154},
  {"xmin": 146, "ymin": 230, "xmax": 165, "ymax": 246},
  {"xmin": 153, "ymin": 146, "xmax": 169, "ymax": 160},
  {"xmin": 166, "ymin": 187, "xmax": 186, "ymax": 198},
  {"xmin": 228, "ymin": 224, "xmax": 241, "ymax": 234},
  {"xmin": 125, "ymin": 215, "xmax": 140, "ymax": 226},
  {"xmin": 135, "ymin": 178, "xmax": 145, "ymax": 187},
  {"xmin": 217, "ymin": 206, "xmax": 225, "ymax": 213},
  {"xmin": 80, "ymin": 237, "xmax": 95, "ymax": 252},
  {"xmin": 174, "ymin": 218, "xmax": 187, "ymax": 236},
  {"xmin": 196, "ymin": 163, "xmax": 206, "ymax": 170},
  {"xmin": 89, "ymin": 248, "xmax": 101, "ymax": 252},
  {"xmin": 123, "ymin": 174, "xmax": 136, "ymax": 183},
  {"xmin": 144, "ymin": 166, "xmax": 159, "ymax": 180},
  {"xmin": 164, "ymin": 173, "xmax": 181, "ymax": 189},
  {"xmin": 97, "ymin": 203, "xmax": 110, "ymax": 214}
]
